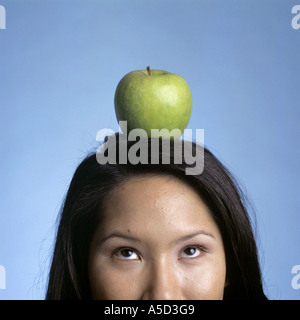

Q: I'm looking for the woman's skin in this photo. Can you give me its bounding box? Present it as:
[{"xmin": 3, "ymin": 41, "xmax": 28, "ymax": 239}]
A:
[{"xmin": 88, "ymin": 175, "xmax": 227, "ymax": 300}]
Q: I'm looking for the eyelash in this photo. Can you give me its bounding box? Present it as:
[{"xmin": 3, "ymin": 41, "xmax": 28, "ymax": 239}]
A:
[
  {"xmin": 112, "ymin": 245, "xmax": 207, "ymax": 261},
  {"xmin": 181, "ymin": 244, "xmax": 207, "ymax": 258},
  {"xmin": 112, "ymin": 247, "xmax": 140, "ymax": 260}
]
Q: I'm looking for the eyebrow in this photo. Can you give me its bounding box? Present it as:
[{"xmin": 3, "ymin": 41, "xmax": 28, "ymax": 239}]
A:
[
  {"xmin": 99, "ymin": 232, "xmax": 142, "ymax": 245},
  {"xmin": 98, "ymin": 230, "xmax": 215, "ymax": 246},
  {"xmin": 173, "ymin": 230, "xmax": 216, "ymax": 245}
]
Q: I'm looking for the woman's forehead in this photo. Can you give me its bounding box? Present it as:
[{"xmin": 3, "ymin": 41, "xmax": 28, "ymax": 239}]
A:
[{"xmin": 96, "ymin": 175, "xmax": 222, "ymax": 245}]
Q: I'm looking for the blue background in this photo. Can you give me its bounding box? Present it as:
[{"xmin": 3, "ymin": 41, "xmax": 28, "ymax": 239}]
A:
[{"xmin": 0, "ymin": 0, "xmax": 299, "ymax": 300}]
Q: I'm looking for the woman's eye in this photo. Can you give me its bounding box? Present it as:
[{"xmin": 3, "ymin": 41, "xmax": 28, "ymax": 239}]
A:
[
  {"xmin": 181, "ymin": 246, "xmax": 202, "ymax": 258},
  {"xmin": 114, "ymin": 248, "xmax": 139, "ymax": 260}
]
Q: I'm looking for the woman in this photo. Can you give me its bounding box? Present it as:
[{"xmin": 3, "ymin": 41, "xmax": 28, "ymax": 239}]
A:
[{"xmin": 46, "ymin": 135, "xmax": 268, "ymax": 300}]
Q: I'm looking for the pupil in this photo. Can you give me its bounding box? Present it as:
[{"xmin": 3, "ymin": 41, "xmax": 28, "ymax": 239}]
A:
[
  {"xmin": 186, "ymin": 248, "xmax": 196, "ymax": 255},
  {"xmin": 121, "ymin": 249, "xmax": 133, "ymax": 257}
]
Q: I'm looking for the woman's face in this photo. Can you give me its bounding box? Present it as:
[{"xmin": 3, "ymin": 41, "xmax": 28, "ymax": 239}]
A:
[{"xmin": 88, "ymin": 175, "xmax": 227, "ymax": 300}]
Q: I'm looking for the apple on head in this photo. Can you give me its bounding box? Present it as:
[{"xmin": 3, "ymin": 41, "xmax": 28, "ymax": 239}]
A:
[{"xmin": 114, "ymin": 66, "xmax": 192, "ymax": 139}]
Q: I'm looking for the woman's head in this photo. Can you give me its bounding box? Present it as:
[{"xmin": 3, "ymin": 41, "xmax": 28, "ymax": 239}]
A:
[
  {"xmin": 88, "ymin": 174, "xmax": 227, "ymax": 300},
  {"xmin": 46, "ymin": 135, "xmax": 267, "ymax": 300}
]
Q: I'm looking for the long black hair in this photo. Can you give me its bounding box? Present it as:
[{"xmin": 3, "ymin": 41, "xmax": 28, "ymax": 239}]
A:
[{"xmin": 46, "ymin": 135, "xmax": 267, "ymax": 300}]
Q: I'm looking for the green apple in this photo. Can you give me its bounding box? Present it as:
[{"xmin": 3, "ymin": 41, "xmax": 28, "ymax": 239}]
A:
[{"xmin": 114, "ymin": 66, "xmax": 192, "ymax": 138}]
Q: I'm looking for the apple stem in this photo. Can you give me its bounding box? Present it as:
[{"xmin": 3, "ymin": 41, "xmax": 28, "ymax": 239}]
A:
[{"xmin": 146, "ymin": 66, "xmax": 151, "ymax": 76}]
